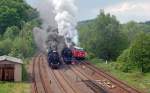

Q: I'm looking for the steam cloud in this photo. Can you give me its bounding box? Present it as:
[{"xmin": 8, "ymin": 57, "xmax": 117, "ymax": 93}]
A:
[
  {"xmin": 33, "ymin": 27, "xmax": 47, "ymax": 52},
  {"xmin": 51, "ymin": 0, "xmax": 79, "ymax": 46},
  {"xmin": 31, "ymin": 0, "xmax": 57, "ymax": 28},
  {"xmin": 27, "ymin": 0, "xmax": 79, "ymax": 52},
  {"xmin": 31, "ymin": 0, "xmax": 57, "ymax": 52}
]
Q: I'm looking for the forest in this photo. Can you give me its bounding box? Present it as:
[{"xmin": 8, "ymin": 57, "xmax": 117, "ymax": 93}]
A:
[
  {"xmin": 78, "ymin": 11, "xmax": 150, "ymax": 73},
  {"xmin": 0, "ymin": 0, "xmax": 40, "ymax": 58}
]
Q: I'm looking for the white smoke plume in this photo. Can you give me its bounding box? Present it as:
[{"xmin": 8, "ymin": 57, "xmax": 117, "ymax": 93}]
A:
[
  {"xmin": 32, "ymin": 0, "xmax": 57, "ymax": 29},
  {"xmin": 28, "ymin": 0, "xmax": 58, "ymax": 52},
  {"xmin": 33, "ymin": 27, "xmax": 47, "ymax": 52},
  {"xmin": 27, "ymin": 0, "xmax": 79, "ymax": 52},
  {"xmin": 51, "ymin": 0, "xmax": 79, "ymax": 46}
]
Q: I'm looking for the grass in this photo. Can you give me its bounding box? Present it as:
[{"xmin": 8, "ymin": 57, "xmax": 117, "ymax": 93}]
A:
[
  {"xmin": 90, "ymin": 58, "xmax": 150, "ymax": 93},
  {"xmin": 0, "ymin": 82, "xmax": 30, "ymax": 93}
]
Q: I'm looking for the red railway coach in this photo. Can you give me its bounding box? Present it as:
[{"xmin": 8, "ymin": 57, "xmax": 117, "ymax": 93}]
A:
[{"xmin": 72, "ymin": 46, "xmax": 87, "ymax": 60}]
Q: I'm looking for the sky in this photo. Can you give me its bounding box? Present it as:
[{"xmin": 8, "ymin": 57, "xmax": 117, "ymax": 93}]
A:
[{"xmin": 26, "ymin": 0, "xmax": 150, "ymax": 23}]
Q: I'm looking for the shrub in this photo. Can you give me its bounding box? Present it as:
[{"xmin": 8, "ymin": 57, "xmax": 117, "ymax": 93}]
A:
[{"xmin": 117, "ymin": 32, "xmax": 150, "ymax": 73}]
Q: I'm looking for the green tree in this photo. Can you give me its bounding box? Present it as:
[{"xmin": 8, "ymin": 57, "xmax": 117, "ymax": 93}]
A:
[
  {"xmin": 117, "ymin": 32, "xmax": 150, "ymax": 73},
  {"xmin": 0, "ymin": 6, "xmax": 20, "ymax": 34},
  {"xmin": 0, "ymin": 38, "xmax": 12, "ymax": 55},
  {"xmin": 78, "ymin": 11, "xmax": 128, "ymax": 61},
  {"xmin": 0, "ymin": 0, "xmax": 39, "ymax": 58},
  {"xmin": 130, "ymin": 32, "xmax": 150, "ymax": 72},
  {"xmin": 3, "ymin": 26, "xmax": 20, "ymax": 39},
  {"xmin": 0, "ymin": 0, "xmax": 39, "ymax": 34},
  {"xmin": 122, "ymin": 21, "xmax": 150, "ymax": 43}
]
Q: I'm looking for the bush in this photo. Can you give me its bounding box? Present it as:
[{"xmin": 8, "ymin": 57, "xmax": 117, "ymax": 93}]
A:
[
  {"xmin": 3, "ymin": 26, "xmax": 20, "ymax": 39},
  {"xmin": 130, "ymin": 32, "xmax": 150, "ymax": 72},
  {"xmin": 0, "ymin": 38, "xmax": 12, "ymax": 55},
  {"xmin": 86, "ymin": 52, "xmax": 96, "ymax": 59},
  {"xmin": 116, "ymin": 49, "xmax": 136, "ymax": 72},
  {"xmin": 117, "ymin": 32, "xmax": 150, "ymax": 73}
]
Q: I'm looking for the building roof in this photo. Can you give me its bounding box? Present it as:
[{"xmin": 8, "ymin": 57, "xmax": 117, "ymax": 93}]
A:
[
  {"xmin": 73, "ymin": 46, "xmax": 84, "ymax": 50},
  {"xmin": 0, "ymin": 55, "xmax": 23, "ymax": 64}
]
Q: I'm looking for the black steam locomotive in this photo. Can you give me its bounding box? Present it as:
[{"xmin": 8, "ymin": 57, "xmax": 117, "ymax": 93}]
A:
[
  {"xmin": 48, "ymin": 50, "xmax": 61, "ymax": 69},
  {"xmin": 47, "ymin": 46, "xmax": 86, "ymax": 69},
  {"xmin": 61, "ymin": 47, "xmax": 73, "ymax": 64}
]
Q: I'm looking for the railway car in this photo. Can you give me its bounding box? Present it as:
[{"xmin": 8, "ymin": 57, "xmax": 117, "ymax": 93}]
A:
[
  {"xmin": 72, "ymin": 46, "xmax": 86, "ymax": 60},
  {"xmin": 48, "ymin": 50, "xmax": 61, "ymax": 69},
  {"xmin": 61, "ymin": 47, "xmax": 72, "ymax": 64}
]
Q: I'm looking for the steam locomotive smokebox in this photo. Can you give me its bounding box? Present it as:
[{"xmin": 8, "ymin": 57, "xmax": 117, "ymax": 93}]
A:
[{"xmin": 0, "ymin": 56, "xmax": 23, "ymax": 82}]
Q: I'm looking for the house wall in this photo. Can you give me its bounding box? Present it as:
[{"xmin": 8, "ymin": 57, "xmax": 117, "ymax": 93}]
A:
[
  {"xmin": 14, "ymin": 64, "xmax": 22, "ymax": 81},
  {"xmin": 0, "ymin": 61, "xmax": 22, "ymax": 82}
]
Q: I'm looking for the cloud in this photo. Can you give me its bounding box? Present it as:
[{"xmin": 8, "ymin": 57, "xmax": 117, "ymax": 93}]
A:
[{"xmin": 94, "ymin": 1, "xmax": 150, "ymax": 23}]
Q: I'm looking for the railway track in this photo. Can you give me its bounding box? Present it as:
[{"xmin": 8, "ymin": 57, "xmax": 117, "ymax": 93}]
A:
[
  {"xmin": 32, "ymin": 57, "xmax": 38, "ymax": 93},
  {"xmin": 74, "ymin": 61, "xmax": 142, "ymax": 93},
  {"xmin": 32, "ymin": 55, "xmax": 52, "ymax": 93},
  {"xmin": 32, "ymin": 54, "xmax": 142, "ymax": 93},
  {"xmin": 43, "ymin": 56, "xmax": 66, "ymax": 93},
  {"xmin": 43, "ymin": 55, "xmax": 83, "ymax": 93},
  {"xmin": 69, "ymin": 64, "xmax": 110, "ymax": 93},
  {"xmin": 44, "ymin": 56, "xmax": 82, "ymax": 93}
]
